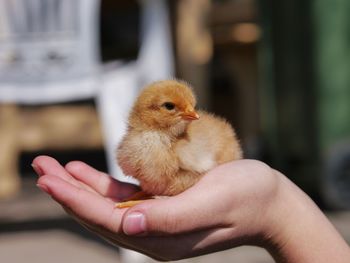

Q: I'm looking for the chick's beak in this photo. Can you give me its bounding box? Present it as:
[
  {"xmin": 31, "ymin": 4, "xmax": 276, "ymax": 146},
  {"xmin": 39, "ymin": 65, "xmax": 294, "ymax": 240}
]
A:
[{"xmin": 180, "ymin": 110, "xmax": 200, "ymax": 121}]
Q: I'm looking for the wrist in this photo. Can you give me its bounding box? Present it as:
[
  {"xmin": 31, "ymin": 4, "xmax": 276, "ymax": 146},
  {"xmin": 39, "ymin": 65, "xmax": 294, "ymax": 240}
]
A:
[{"xmin": 263, "ymin": 172, "xmax": 350, "ymax": 263}]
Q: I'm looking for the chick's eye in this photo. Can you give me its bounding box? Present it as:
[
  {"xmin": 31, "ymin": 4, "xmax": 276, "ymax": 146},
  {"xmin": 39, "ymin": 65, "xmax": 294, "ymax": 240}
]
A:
[{"xmin": 162, "ymin": 102, "xmax": 175, "ymax": 110}]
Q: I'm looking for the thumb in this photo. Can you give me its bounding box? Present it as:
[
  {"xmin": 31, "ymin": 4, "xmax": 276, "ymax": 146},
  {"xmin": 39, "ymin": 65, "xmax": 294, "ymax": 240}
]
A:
[{"xmin": 121, "ymin": 190, "xmax": 223, "ymax": 236}]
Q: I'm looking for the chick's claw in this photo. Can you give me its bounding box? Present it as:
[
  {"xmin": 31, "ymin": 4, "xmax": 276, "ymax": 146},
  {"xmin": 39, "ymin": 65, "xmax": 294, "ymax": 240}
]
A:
[
  {"xmin": 116, "ymin": 200, "xmax": 145, "ymax": 208},
  {"xmin": 116, "ymin": 191, "xmax": 154, "ymax": 208}
]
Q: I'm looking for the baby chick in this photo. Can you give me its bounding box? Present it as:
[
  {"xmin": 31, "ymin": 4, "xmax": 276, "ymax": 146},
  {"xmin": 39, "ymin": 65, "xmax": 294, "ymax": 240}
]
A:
[{"xmin": 116, "ymin": 80, "xmax": 242, "ymax": 207}]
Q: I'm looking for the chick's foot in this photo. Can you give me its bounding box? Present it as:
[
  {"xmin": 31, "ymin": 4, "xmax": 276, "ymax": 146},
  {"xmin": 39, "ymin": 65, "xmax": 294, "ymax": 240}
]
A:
[
  {"xmin": 116, "ymin": 200, "xmax": 145, "ymax": 208},
  {"xmin": 116, "ymin": 191, "xmax": 153, "ymax": 208}
]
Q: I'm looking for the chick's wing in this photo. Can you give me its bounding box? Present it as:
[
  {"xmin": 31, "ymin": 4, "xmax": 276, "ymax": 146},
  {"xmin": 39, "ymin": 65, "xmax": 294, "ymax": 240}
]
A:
[{"xmin": 174, "ymin": 111, "xmax": 242, "ymax": 174}]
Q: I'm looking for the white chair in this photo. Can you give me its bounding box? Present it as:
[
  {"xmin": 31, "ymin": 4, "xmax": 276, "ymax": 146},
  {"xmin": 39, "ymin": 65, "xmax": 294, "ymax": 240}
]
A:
[
  {"xmin": 0, "ymin": 2, "xmax": 173, "ymax": 262},
  {"xmin": 0, "ymin": 0, "xmax": 101, "ymax": 198},
  {"xmin": 0, "ymin": 0, "xmax": 174, "ymax": 196},
  {"xmin": 0, "ymin": 0, "xmax": 100, "ymax": 103}
]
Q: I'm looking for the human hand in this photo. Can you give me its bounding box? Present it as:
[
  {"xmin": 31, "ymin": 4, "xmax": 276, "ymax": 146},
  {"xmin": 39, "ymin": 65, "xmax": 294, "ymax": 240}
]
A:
[{"xmin": 33, "ymin": 156, "xmax": 350, "ymax": 262}]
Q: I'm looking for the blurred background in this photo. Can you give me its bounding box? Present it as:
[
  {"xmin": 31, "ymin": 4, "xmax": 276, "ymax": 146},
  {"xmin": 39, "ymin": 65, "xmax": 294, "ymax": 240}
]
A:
[{"xmin": 0, "ymin": 0, "xmax": 349, "ymax": 263}]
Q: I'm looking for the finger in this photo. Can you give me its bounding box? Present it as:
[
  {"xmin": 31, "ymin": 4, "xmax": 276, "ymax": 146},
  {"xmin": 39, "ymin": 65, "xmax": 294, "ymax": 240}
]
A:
[
  {"xmin": 32, "ymin": 155, "xmax": 97, "ymax": 194},
  {"xmin": 37, "ymin": 175, "xmax": 126, "ymax": 233},
  {"xmin": 121, "ymin": 182, "xmax": 230, "ymax": 236},
  {"xmin": 120, "ymin": 162, "xmax": 245, "ymax": 236},
  {"xmin": 65, "ymin": 161, "xmax": 139, "ymax": 200}
]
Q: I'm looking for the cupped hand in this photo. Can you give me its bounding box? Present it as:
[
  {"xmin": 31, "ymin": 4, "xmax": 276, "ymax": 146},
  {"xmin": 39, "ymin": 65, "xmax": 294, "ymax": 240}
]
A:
[{"xmin": 33, "ymin": 156, "xmax": 282, "ymax": 261}]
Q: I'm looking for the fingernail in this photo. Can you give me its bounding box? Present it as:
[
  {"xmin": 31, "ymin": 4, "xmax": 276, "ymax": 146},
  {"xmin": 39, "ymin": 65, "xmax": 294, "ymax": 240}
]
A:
[
  {"xmin": 37, "ymin": 183, "xmax": 50, "ymax": 194},
  {"xmin": 123, "ymin": 212, "xmax": 146, "ymax": 235},
  {"xmin": 31, "ymin": 163, "xmax": 44, "ymax": 176}
]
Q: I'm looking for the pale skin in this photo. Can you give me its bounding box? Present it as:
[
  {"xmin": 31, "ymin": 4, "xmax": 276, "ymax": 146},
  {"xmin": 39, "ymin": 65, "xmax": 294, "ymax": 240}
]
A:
[{"xmin": 32, "ymin": 156, "xmax": 350, "ymax": 262}]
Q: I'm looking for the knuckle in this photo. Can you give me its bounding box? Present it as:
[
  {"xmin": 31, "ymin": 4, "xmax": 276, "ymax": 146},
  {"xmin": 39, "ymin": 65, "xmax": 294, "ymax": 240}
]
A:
[
  {"xmin": 65, "ymin": 160, "xmax": 84, "ymax": 172},
  {"xmin": 158, "ymin": 209, "xmax": 180, "ymax": 234}
]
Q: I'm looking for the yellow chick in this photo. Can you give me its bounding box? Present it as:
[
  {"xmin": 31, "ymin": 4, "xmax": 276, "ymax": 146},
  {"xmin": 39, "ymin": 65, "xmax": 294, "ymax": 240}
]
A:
[{"xmin": 116, "ymin": 80, "xmax": 242, "ymax": 207}]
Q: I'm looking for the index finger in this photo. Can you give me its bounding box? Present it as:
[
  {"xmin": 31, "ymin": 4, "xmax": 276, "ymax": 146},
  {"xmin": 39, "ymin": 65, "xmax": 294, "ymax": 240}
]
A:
[
  {"xmin": 32, "ymin": 155, "xmax": 97, "ymax": 194},
  {"xmin": 37, "ymin": 175, "xmax": 126, "ymax": 233},
  {"xmin": 65, "ymin": 161, "xmax": 139, "ymax": 200}
]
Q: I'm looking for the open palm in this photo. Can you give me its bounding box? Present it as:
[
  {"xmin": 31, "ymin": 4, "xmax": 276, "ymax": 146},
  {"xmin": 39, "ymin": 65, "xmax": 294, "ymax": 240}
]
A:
[{"xmin": 33, "ymin": 156, "xmax": 280, "ymax": 261}]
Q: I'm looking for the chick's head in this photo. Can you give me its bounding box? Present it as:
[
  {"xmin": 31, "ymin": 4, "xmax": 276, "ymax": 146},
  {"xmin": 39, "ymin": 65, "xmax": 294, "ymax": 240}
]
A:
[{"xmin": 129, "ymin": 80, "xmax": 199, "ymax": 135}]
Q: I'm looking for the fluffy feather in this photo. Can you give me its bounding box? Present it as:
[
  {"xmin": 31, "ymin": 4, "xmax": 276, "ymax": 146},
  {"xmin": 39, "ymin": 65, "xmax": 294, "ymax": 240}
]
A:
[{"xmin": 117, "ymin": 80, "xmax": 242, "ymax": 197}]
